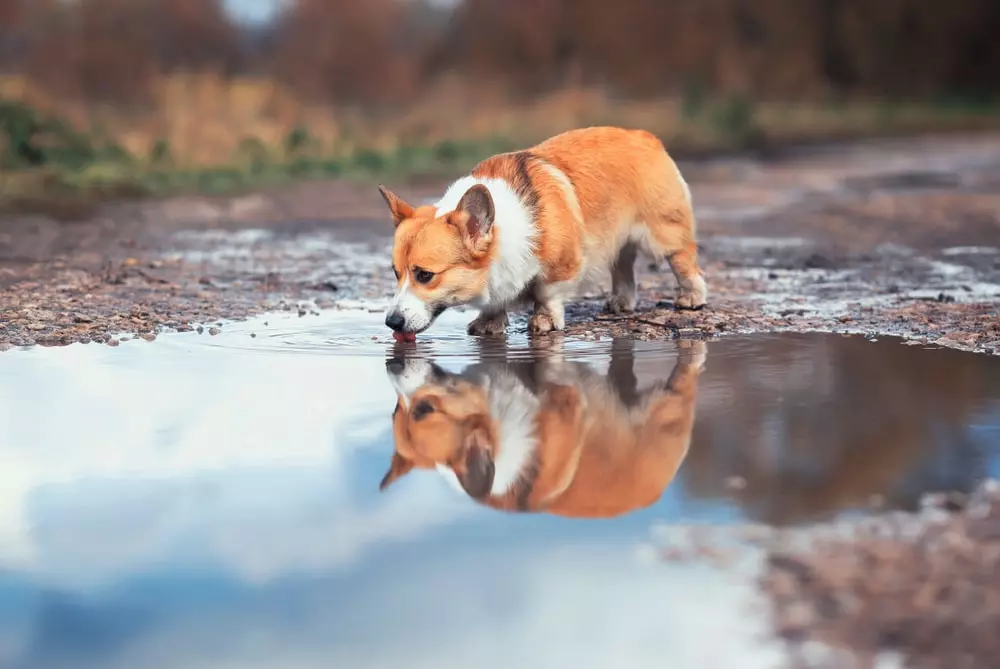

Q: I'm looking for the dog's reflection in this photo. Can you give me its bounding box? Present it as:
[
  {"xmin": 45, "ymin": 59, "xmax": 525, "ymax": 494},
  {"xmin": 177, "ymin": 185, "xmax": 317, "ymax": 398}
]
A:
[{"xmin": 380, "ymin": 340, "xmax": 706, "ymax": 518}]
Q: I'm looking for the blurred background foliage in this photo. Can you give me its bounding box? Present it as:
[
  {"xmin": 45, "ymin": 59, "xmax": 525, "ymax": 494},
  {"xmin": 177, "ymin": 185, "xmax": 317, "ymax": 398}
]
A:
[{"xmin": 0, "ymin": 0, "xmax": 998, "ymax": 207}]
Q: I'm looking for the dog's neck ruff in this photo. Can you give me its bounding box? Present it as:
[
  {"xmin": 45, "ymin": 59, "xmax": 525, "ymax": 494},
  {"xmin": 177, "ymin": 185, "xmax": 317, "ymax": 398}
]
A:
[
  {"xmin": 434, "ymin": 370, "xmax": 540, "ymax": 499},
  {"xmin": 435, "ymin": 176, "xmax": 540, "ymax": 308}
]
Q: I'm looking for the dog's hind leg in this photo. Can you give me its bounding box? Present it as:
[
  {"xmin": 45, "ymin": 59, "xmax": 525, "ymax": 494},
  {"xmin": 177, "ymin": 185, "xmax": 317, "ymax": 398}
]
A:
[
  {"xmin": 604, "ymin": 242, "xmax": 638, "ymax": 314},
  {"xmin": 643, "ymin": 208, "xmax": 707, "ymax": 311}
]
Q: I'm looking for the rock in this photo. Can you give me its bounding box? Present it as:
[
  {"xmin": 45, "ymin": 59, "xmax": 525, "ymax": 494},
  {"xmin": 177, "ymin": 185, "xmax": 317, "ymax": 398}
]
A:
[
  {"xmin": 725, "ymin": 476, "xmax": 748, "ymax": 491},
  {"xmin": 804, "ymin": 253, "xmax": 836, "ymax": 269}
]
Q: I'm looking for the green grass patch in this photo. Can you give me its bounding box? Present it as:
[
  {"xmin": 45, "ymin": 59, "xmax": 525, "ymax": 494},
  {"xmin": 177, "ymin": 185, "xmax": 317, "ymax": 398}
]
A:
[
  {"xmin": 0, "ymin": 98, "xmax": 521, "ymax": 217},
  {"xmin": 3, "ymin": 96, "xmax": 1000, "ymax": 219}
]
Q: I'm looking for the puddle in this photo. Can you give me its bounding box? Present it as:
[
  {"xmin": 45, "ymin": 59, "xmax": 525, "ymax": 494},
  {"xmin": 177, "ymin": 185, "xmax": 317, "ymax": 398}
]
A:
[{"xmin": 1, "ymin": 312, "xmax": 1000, "ymax": 669}]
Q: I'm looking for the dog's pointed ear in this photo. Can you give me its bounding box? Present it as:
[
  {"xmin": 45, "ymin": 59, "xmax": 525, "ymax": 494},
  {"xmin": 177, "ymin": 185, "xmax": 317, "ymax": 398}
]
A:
[
  {"xmin": 452, "ymin": 184, "xmax": 495, "ymax": 255},
  {"xmin": 455, "ymin": 423, "xmax": 495, "ymax": 499},
  {"xmin": 378, "ymin": 185, "xmax": 415, "ymax": 227},
  {"xmin": 379, "ymin": 452, "xmax": 415, "ymax": 491}
]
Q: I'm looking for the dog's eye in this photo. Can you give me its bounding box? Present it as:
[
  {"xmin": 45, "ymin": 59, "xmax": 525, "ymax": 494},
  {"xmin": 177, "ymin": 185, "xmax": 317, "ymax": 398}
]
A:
[
  {"xmin": 412, "ymin": 399, "xmax": 435, "ymax": 420},
  {"xmin": 413, "ymin": 268, "xmax": 435, "ymax": 285}
]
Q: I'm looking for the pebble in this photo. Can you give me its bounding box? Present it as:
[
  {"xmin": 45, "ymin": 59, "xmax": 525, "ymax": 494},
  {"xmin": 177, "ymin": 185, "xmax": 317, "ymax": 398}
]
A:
[
  {"xmin": 2, "ymin": 180, "xmax": 998, "ymax": 358},
  {"xmin": 209, "ymin": 327, "xmax": 221, "ymax": 336},
  {"xmin": 763, "ymin": 478, "xmax": 1000, "ymax": 666},
  {"xmin": 725, "ymin": 475, "xmax": 748, "ymax": 491}
]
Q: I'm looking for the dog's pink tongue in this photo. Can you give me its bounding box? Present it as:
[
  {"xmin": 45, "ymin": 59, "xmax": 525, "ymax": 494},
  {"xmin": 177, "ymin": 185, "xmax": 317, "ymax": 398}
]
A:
[{"xmin": 392, "ymin": 331, "xmax": 417, "ymax": 343}]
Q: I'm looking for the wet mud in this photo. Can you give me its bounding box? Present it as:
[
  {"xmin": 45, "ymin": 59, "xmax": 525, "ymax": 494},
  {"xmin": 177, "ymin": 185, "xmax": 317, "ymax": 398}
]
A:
[
  {"xmin": 762, "ymin": 479, "xmax": 1000, "ymax": 669},
  {"xmin": 3, "ymin": 321, "xmax": 1000, "ymax": 669},
  {"xmin": 2, "ymin": 133, "xmax": 999, "ymax": 353},
  {"xmin": 3, "ymin": 134, "xmax": 1000, "ymax": 669}
]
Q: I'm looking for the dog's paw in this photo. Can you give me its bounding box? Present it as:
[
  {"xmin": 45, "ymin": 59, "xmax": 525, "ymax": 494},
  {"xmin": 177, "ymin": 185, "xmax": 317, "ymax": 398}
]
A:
[
  {"xmin": 467, "ymin": 313, "xmax": 508, "ymax": 336},
  {"xmin": 530, "ymin": 331, "xmax": 565, "ymax": 355},
  {"xmin": 528, "ymin": 313, "xmax": 557, "ymax": 335},
  {"xmin": 603, "ymin": 295, "xmax": 635, "ymax": 315},
  {"xmin": 675, "ymin": 276, "xmax": 708, "ymax": 311},
  {"xmin": 674, "ymin": 294, "xmax": 707, "ymax": 311},
  {"xmin": 676, "ymin": 340, "xmax": 707, "ymax": 371}
]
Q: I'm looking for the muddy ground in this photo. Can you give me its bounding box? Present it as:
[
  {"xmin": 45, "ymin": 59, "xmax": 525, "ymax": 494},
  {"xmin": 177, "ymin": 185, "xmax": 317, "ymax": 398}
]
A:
[
  {"xmin": 2, "ymin": 132, "xmax": 1000, "ymax": 353},
  {"xmin": 3, "ymin": 133, "xmax": 1000, "ymax": 666},
  {"xmin": 656, "ymin": 478, "xmax": 1000, "ymax": 669},
  {"xmin": 763, "ymin": 480, "xmax": 1000, "ymax": 669}
]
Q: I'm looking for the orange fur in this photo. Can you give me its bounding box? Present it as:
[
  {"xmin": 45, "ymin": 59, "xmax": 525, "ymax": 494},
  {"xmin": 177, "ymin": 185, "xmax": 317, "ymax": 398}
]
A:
[
  {"xmin": 381, "ymin": 341, "xmax": 705, "ymax": 518},
  {"xmin": 379, "ymin": 127, "xmax": 707, "ymax": 337}
]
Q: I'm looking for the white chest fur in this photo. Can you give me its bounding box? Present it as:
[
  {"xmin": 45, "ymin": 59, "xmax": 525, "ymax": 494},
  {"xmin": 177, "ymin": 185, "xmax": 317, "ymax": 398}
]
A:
[{"xmin": 435, "ymin": 176, "xmax": 541, "ymax": 308}]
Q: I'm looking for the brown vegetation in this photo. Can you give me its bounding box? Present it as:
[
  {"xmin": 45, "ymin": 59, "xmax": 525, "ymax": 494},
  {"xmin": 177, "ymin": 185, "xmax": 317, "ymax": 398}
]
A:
[{"xmin": 0, "ymin": 0, "xmax": 998, "ymax": 168}]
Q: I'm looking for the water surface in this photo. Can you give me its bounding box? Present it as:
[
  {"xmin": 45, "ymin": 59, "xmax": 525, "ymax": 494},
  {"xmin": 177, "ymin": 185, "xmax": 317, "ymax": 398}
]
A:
[{"xmin": 2, "ymin": 310, "xmax": 999, "ymax": 669}]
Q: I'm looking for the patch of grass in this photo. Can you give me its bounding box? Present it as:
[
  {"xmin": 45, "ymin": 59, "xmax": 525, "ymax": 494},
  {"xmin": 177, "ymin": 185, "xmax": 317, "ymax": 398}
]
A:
[
  {"xmin": 2, "ymin": 88, "xmax": 1000, "ymax": 219},
  {"xmin": 709, "ymin": 94, "xmax": 766, "ymax": 149},
  {"xmin": 0, "ymin": 111, "xmax": 520, "ymax": 218}
]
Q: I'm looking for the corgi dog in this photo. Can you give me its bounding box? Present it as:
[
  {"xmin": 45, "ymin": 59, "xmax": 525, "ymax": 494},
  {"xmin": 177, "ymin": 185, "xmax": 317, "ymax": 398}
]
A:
[
  {"xmin": 377, "ymin": 126, "xmax": 707, "ymax": 339},
  {"xmin": 380, "ymin": 340, "xmax": 705, "ymax": 518}
]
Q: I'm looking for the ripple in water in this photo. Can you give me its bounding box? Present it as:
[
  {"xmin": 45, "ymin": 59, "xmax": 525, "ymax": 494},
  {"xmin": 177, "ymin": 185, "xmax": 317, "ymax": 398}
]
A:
[{"xmin": 164, "ymin": 305, "xmax": 684, "ymax": 365}]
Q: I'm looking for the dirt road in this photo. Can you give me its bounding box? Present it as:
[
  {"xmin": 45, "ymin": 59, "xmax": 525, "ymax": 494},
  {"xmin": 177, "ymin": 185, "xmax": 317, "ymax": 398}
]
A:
[{"xmin": 2, "ymin": 133, "xmax": 999, "ymax": 352}]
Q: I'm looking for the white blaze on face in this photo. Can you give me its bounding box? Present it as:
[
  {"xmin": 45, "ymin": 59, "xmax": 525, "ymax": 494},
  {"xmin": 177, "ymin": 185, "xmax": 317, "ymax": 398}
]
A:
[
  {"xmin": 435, "ymin": 463, "xmax": 467, "ymax": 494},
  {"xmin": 389, "ymin": 277, "xmax": 434, "ymax": 333},
  {"xmin": 386, "ymin": 357, "xmax": 435, "ymax": 409}
]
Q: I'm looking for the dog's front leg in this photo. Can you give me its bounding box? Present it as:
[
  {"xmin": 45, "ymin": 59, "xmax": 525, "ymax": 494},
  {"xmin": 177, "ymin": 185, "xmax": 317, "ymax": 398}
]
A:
[
  {"xmin": 467, "ymin": 308, "xmax": 509, "ymax": 336},
  {"xmin": 529, "ymin": 282, "xmax": 568, "ymax": 335}
]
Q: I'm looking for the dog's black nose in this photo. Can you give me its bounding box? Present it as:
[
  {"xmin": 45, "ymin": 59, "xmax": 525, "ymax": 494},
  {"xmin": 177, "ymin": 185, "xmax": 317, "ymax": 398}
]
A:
[{"xmin": 385, "ymin": 311, "xmax": 406, "ymax": 332}]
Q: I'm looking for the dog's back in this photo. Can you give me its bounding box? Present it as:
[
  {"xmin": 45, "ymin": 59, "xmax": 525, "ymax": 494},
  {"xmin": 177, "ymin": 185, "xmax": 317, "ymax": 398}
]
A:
[{"xmin": 492, "ymin": 351, "xmax": 702, "ymax": 518}]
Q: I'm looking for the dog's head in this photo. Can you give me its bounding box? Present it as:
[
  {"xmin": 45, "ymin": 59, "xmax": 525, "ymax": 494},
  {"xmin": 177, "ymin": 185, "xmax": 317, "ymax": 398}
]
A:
[
  {"xmin": 378, "ymin": 184, "xmax": 496, "ymax": 335},
  {"xmin": 382, "ymin": 356, "xmax": 498, "ymax": 498}
]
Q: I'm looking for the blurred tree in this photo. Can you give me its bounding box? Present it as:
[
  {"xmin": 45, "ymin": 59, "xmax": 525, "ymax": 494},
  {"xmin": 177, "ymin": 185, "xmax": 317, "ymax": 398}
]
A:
[
  {"xmin": 0, "ymin": 0, "xmax": 19, "ymax": 69},
  {"xmin": 24, "ymin": 0, "xmax": 158, "ymax": 104},
  {"xmin": 436, "ymin": 0, "xmax": 1000, "ymax": 100},
  {"xmin": 16, "ymin": 0, "xmax": 247, "ymax": 103},
  {"xmin": 270, "ymin": 0, "xmax": 418, "ymax": 106},
  {"xmin": 0, "ymin": 0, "xmax": 57, "ymax": 71},
  {"xmin": 0, "ymin": 0, "xmax": 21, "ymax": 29},
  {"xmin": 148, "ymin": 0, "xmax": 245, "ymax": 73},
  {"xmin": 4, "ymin": 0, "xmax": 999, "ymax": 107}
]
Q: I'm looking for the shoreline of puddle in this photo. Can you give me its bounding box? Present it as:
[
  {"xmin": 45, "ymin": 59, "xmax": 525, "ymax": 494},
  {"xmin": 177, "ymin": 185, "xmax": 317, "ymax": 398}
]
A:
[
  {"xmin": 3, "ymin": 299, "xmax": 995, "ymax": 358},
  {"xmin": 2, "ymin": 307, "xmax": 1000, "ymax": 669},
  {"xmin": 3, "ymin": 131, "xmax": 1000, "ymax": 666}
]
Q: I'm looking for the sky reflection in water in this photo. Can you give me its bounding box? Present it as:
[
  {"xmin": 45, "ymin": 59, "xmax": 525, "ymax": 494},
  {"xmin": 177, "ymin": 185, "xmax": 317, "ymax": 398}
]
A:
[{"xmin": 1, "ymin": 309, "xmax": 998, "ymax": 669}]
